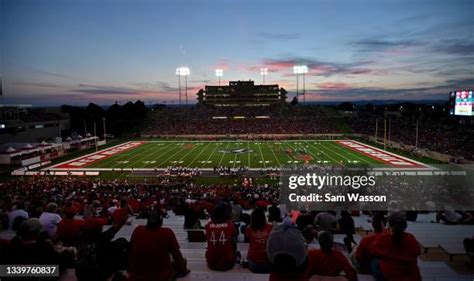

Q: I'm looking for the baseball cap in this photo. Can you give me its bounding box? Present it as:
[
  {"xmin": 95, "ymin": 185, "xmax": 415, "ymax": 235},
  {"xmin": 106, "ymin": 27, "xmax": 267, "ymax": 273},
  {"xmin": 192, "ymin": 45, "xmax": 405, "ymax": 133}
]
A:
[{"xmin": 266, "ymin": 223, "xmax": 307, "ymax": 267}]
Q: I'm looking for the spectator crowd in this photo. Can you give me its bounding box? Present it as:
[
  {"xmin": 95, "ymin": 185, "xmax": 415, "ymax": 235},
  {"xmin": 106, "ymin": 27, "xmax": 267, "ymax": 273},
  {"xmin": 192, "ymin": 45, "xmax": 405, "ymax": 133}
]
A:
[{"xmin": 0, "ymin": 176, "xmax": 473, "ymax": 281}]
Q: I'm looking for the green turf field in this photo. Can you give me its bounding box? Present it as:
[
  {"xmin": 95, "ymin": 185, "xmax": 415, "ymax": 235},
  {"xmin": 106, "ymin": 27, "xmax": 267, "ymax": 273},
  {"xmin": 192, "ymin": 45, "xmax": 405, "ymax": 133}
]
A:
[{"xmin": 76, "ymin": 140, "xmax": 386, "ymax": 169}]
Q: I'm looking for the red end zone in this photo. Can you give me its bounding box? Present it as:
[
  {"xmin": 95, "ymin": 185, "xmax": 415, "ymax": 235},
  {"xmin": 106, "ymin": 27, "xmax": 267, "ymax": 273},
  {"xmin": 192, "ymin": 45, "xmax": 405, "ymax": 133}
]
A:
[
  {"xmin": 336, "ymin": 140, "xmax": 428, "ymax": 168},
  {"xmin": 51, "ymin": 141, "xmax": 145, "ymax": 169}
]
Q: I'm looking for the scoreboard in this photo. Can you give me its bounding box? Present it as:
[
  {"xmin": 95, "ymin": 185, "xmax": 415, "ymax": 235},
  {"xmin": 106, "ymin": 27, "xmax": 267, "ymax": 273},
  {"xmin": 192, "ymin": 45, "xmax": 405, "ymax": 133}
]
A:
[{"xmin": 449, "ymin": 90, "xmax": 473, "ymax": 116}]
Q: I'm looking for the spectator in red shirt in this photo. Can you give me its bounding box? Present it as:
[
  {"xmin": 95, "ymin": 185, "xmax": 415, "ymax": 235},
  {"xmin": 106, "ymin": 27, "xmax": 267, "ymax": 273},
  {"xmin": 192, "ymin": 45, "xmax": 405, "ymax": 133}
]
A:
[
  {"xmin": 246, "ymin": 208, "xmax": 272, "ymax": 273},
  {"xmin": 56, "ymin": 207, "xmax": 84, "ymax": 246},
  {"xmin": 306, "ymin": 231, "xmax": 357, "ymax": 281},
  {"xmin": 128, "ymin": 211, "xmax": 190, "ymax": 281},
  {"xmin": 83, "ymin": 216, "xmax": 108, "ymax": 231},
  {"xmin": 372, "ymin": 212, "xmax": 421, "ymax": 281},
  {"xmin": 354, "ymin": 213, "xmax": 386, "ymax": 274},
  {"xmin": 205, "ymin": 203, "xmax": 237, "ymax": 271},
  {"xmin": 112, "ymin": 199, "xmax": 133, "ymax": 225},
  {"xmin": 128, "ymin": 197, "xmax": 141, "ymax": 214}
]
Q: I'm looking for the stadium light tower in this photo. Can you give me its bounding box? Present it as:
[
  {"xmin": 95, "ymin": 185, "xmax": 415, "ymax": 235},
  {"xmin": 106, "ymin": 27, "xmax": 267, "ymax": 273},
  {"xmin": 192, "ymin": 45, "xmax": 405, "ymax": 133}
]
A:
[
  {"xmin": 293, "ymin": 65, "xmax": 308, "ymax": 103},
  {"xmin": 260, "ymin": 68, "xmax": 268, "ymax": 85},
  {"xmin": 176, "ymin": 67, "xmax": 190, "ymax": 105},
  {"xmin": 215, "ymin": 69, "xmax": 223, "ymax": 86}
]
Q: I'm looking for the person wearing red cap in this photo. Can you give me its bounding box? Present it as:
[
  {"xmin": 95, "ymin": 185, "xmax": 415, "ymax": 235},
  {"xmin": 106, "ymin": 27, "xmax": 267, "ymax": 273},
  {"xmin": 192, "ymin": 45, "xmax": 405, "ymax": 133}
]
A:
[{"xmin": 372, "ymin": 212, "xmax": 421, "ymax": 281}]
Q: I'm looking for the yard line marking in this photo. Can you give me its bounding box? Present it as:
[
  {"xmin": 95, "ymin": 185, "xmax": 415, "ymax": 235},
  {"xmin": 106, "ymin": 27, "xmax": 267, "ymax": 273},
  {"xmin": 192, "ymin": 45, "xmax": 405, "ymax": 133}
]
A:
[
  {"xmin": 52, "ymin": 141, "xmax": 145, "ymax": 169},
  {"xmin": 278, "ymin": 142, "xmax": 295, "ymax": 164},
  {"xmin": 232, "ymin": 149, "xmax": 239, "ymax": 169},
  {"xmin": 112, "ymin": 142, "xmax": 168, "ymax": 169},
  {"xmin": 217, "ymin": 142, "xmax": 231, "ymax": 167},
  {"xmin": 99, "ymin": 142, "xmax": 155, "ymax": 169},
  {"xmin": 328, "ymin": 141, "xmax": 373, "ymax": 165},
  {"xmin": 285, "ymin": 141, "xmax": 307, "ymax": 164},
  {"xmin": 300, "ymin": 141, "xmax": 323, "ymax": 163},
  {"xmin": 172, "ymin": 143, "xmax": 202, "ymax": 166},
  {"xmin": 201, "ymin": 143, "xmax": 220, "ymax": 168},
  {"xmin": 141, "ymin": 143, "xmax": 170, "ymax": 166},
  {"xmin": 159, "ymin": 144, "xmax": 191, "ymax": 166},
  {"xmin": 257, "ymin": 143, "xmax": 267, "ymax": 168},
  {"xmin": 247, "ymin": 141, "xmax": 251, "ymax": 168},
  {"xmin": 142, "ymin": 142, "xmax": 177, "ymax": 168},
  {"xmin": 266, "ymin": 142, "xmax": 281, "ymax": 166},
  {"xmin": 322, "ymin": 141, "xmax": 361, "ymax": 164},
  {"xmin": 290, "ymin": 140, "xmax": 324, "ymax": 163},
  {"xmin": 146, "ymin": 142, "xmax": 186, "ymax": 168},
  {"xmin": 97, "ymin": 142, "xmax": 158, "ymax": 169},
  {"xmin": 305, "ymin": 141, "xmax": 341, "ymax": 164},
  {"xmin": 188, "ymin": 142, "xmax": 211, "ymax": 167},
  {"xmin": 110, "ymin": 143, "xmax": 165, "ymax": 169}
]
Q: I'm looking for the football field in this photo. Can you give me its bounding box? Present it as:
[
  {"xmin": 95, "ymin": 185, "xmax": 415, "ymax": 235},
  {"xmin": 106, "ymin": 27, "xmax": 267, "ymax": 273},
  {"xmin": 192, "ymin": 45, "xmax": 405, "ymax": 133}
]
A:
[{"xmin": 49, "ymin": 140, "xmax": 429, "ymax": 171}]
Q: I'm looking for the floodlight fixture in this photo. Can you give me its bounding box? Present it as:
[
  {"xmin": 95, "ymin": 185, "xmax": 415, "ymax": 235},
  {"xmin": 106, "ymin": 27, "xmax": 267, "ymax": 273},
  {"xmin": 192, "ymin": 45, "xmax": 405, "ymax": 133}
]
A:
[
  {"xmin": 176, "ymin": 67, "xmax": 190, "ymax": 76},
  {"xmin": 260, "ymin": 68, "xmax": 268, "ymax": 84},
  {"xmin": 215, "ymin": 69, "xmax": 223, "ymax": 86},
  {"xmin": 176, "ymin": 67, "xmax": 190, "ymax": 105},
  {"xmin": 293, "ymin": 65, "xmax": 308, "ymax": 74},
  {"xmin": 293, "ymin": 65, "xmax": 309, "ymax": 103}
]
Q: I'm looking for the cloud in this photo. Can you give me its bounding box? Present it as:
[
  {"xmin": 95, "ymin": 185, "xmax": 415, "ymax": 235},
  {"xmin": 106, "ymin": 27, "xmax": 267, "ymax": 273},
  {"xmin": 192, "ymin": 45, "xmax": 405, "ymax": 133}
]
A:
[
  {"xmin": 257, "ymin": 32, "xmax": 300, "ymax": 41},
  {"xmin": 69, "ymin": 83, "xmax": 204, "ymax": 103},
  {"xmin": 190, "ymin": 79, "xmax": 211, "ymax": 83},
  {"xmin": 430, "ymin": 40, "xmax": 474, "ymax": 56},
  {"xmin": 444, "ymin": 77, "xmax": 474, "ymax": 88},
  {"xmin": 354, "ymin": 37, "xmax": 474, "ymax": 59},
  {"xmin": 129, "ymin": 81, "xmax": 180, "ymax": 92},
  {"xmin": 11, "ymin": 81, "xmax": 65, "ymax": 88},
  {"xmin": 304, "ymin": 77, "xmax": 474, "ymax": 101},
  {"xmin": 72, "ymin": 84, "xmax": 136, "ymax": 95},
  {"xmin": 317, "ymin": 82, "xmax": 352, "ymax": 90},
  {"xmin": 258, "ymin": 56, "xmax": 373, "ymax": 77},
  {"xmin": 353, "ymin": 39, "xmax": 423, "ymax": 52}
]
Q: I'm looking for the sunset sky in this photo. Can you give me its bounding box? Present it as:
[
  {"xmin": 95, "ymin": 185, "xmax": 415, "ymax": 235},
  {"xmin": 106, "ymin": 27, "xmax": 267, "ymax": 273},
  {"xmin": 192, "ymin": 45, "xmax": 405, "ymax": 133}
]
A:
[{"xmin": 1, "ymin": 0, "xmax": 473, "ymax": 106}]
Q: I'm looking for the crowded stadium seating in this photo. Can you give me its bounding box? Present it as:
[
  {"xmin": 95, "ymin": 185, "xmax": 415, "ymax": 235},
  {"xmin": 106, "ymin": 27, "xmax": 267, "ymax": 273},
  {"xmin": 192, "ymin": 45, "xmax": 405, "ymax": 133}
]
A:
[
  {"xmin": 0, "ymin": 177, "xmax": 473, "ymax": 280},
  {"xmin": 142, "ymin": 105, "xmax": 474, "ymax": 161}
]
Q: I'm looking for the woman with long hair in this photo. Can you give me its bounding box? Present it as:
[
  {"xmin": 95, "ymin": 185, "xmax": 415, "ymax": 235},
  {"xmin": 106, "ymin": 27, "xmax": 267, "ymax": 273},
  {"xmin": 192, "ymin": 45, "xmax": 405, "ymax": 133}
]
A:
[
  {"xmin": 246, "ymin": 208, "xmax": 272, "ymax": 273},
  {"xmin": 372, "ymin": 212, "xmax": 421, "ymax": 281}
]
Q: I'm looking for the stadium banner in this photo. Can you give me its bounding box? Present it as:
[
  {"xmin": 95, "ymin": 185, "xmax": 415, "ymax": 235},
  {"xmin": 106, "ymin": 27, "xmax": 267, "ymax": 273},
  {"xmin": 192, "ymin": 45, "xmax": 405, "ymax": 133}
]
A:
[{"xmin": 280, "ymin": 164, "xmax": 474, "ymax": 211}]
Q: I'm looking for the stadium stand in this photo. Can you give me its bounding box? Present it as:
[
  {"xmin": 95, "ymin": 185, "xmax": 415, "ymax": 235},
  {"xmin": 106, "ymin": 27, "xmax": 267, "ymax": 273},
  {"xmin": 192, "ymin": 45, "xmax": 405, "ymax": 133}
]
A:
[
  {"xmin": 0, "ymin": 177, "xmax": 473, "ymax": 280},
  {"xmin": 141, "ymin": 105, "xmax": 474, "ymax": 161},
  {"xmin": 143, "ymin": 106, "xmax": 339, "ymax": 135}
]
